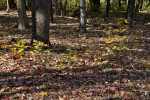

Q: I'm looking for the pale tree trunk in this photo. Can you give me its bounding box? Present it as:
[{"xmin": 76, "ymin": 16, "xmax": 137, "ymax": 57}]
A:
[
  {"xmin": 126, "ymin": 0, "xmax": 135, "ymax": 27},
  {"xmin": 16, "ymin": 0, "xmax": 29, "ymax": 29},
  {"xmin": 80, "ymin": 0, "xmax": 86, "ymax": 33},
  {"xmin": 6, "ymin": 0, "xmax": 10, "ymax": 12},
  {"xmin": 31, "ymin": 0, "xmax": 52, "ymax": 47}
]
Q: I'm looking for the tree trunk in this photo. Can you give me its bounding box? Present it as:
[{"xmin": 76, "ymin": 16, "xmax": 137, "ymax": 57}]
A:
[
  {"xmin": 54, "ymin": 0, "xmax": 58, "ymax": 15},
  {"xmin": 6, "ymin": 0, "xmax": 10, "ymax": 12},
  {"xmin": 59, "ymin": 0, "xmax": 63, "ymax": 16},
  {"xmin": 118, "ymin": 0, "xmax": 121, "ymax": 7},
  {"xmin": 16, "ymin": 0, "xmax": 29, "ymax": 29},
  {"xmin": 80, "ymin": 0, "xmax": 86, "ymax": 33},
  {"xmin": 126, "ymin": 0, "xmax": 135, "ymax": 27},
  {"xmin": 64, "ymin": 0, "xmax": 68, "ymax": 15},
  {"xmin": 105, "ymin": 0, "xmax": 110, "ymax": 17},
  {"xmin": 135, "ymin": 0, "xmax": 140, "ymax": 12},
  {"xmin": 50, "ymin": 0, "xmax": 54, "ymax": 23},
  {"xmin": 90, "ymin": 0, "xmax": 100, "ymax": 12},
  {"xmin": 31, "ymin": 0, "xmax": 52, "ymax": 47},
  {"xmin": 139, "ymin": 0, "xmax": 143, "ymax": 10}
]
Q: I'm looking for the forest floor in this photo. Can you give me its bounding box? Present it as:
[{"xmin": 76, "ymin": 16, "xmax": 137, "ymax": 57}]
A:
[{"xmin": 0, "ymin": 10, "xmax": 150, "ymax": 99}]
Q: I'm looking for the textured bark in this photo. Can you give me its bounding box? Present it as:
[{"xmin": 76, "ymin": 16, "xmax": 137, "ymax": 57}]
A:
[
  {"xmin": 105, "ymin": 0, "xmax": 110, "ymax": 17},
  {"xmin": 80, "ymin": 0, "xmax": 86, "ymax": 33},
  {"xmin": 16, "ymin": 0, "xmax": 29, "ymax": 29},
  {"xmin": 126, "ymin": 0, "xmax": 135, "ymax": 27},
  {"xmin": 31, "ymin": 0, "xmax": 52, "ymax": 47}
]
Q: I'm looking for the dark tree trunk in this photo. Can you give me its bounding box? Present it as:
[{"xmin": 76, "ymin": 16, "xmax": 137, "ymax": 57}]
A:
[
  {"xmin": 16, "ymin": 0, "xmax": 29, "ymax": 29},
  {"xmin": 50, "ymin": 0, "xmax": 54, "ymax": 23},
  {"xmin": 135, "ymin": 0, "xmax": 140, "ymax": 12},
  {"xmin": 31, "ymin": 0, "xmax": 52, "ymax": 47},
  {"xmin": 59, "ymin": 0, "xmax": 63, "ymax": 16},
  {"xmin": 90, "ymin": 0, "xmax": 100, "ymax": 12},
  {"xmin": 54, "ymin": 0, "xmax": 58, "ymax": 15},
  {"xmin": 126, "ymin": 0, "xmax": 135, "ymax": 27},
  {"xmin": 118, "ymin": 0, "xmax": 121, "ymax": 7},
  {"xmin": 80, "ymin": 0, "xmax": 86, "ymax": 33},
  {"xmin": 105, "ymin": 0, "xmax": 110, "ymax": 17},
  {"xmin": 140, "ymin": 0, "xmax": 143, "ymax": 10},
  {"xmin": 64, "ymin": 0, "xmax": 68, "ymax": 15}
]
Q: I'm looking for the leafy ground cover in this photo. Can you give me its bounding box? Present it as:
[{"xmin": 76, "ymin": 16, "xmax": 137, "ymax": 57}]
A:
[{"xmin": 0, "ymin": 10, "xmax": 150, "ymax": 99}]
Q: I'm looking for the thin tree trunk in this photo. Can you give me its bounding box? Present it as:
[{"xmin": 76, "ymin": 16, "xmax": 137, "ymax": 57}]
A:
[
  {"xmin": 54, "ymin": 0, "xmax": 58, "ymax": 15},
  {"xmin": 118, "ymin": 0, "xmax": 121, "ymax": 7},
  {"xmin": 140, "ymin": 0, "xmax": 143, "ymax": 10},
  {"xmin": 105, "ymin": 0, "xmax": 110, "ymax": 17},
  {"xmin": 64, "ymin": 0, "xmax": 68, "ymax": 15},
  {"xmin": 31, "ymin": 0, "xmax": 52, "ymax": 47},
  {"xmin": 126, "ymin": 0, "xmax": 135, "ymax": 27},
  {"xmin": 135, "ymin": 0, "xmax": 140, "ymax": 12},
  {"xmin": 80, "ymin": 0, "xmax": 86, "ymax": 33},
  {"xmin": 59, "ymin": 0, "xmax": 63, "ymax": 16},
  {"xmin": 6, "ymin": 0, "xmax": 10, "ymax": 12},
  {"xmin": 50, "ymin": 0, "xmax": 54, "ymax": 23},
  {"xmin": 16, "ymin": 0, "xmax": 29, "ymax": 29}
]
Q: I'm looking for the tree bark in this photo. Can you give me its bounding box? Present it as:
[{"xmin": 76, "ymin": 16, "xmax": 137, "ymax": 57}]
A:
[
  {"xmin": 50, "ymin": 0, "xmax": 54, "ymax": 23},
  {"xmin": 80, "ymin": 0, "xmax": 86, "ymax": 33},
  {"xmin": 6, "ymin": 0, "xmax": 10, "ymax": 12},
  {"xmin": 139, "ymin": 0, "xmax": 143, "ymax": 10},
  {"xmin": 135, "ymin": 0, "xmax": 140, "ymax": 12},
  {"xmin": 31, "ymin": 0, "xmax": 52, "ymax": 47},
  {"xmin": 64, "ymin": 0, "xmax": 68, "ymax": 15},
  {"xmin": 118, "ymin": 0, "xmax": 121, "ymax": 7},
  {"xmin": 126, "ymin": 0, "xmax": 135, "ymax": 27},
  {"xmin": 16, "ymin": 0, "xmax": 29, "ymax": 29},
  {"xmin": 105, "ymin": 0, "xmax": 110, "ymax": 17}
]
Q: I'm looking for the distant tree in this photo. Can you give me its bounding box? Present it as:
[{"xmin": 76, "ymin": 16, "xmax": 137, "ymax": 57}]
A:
[
  {"xmin": 126, "ymin": 0, "xmax": 135, "ymax": 27},
  {"xmin": 79, "ymin": 0, "xmax": 86, "ymax": 33},
  {"xmin": 63, "ymin": 0, "xmax": 68, "ymax": 15},
  {"xmin": 105, "ymin": 0, "xmax": 110, "ymax": 17},
  {"xmin": 139, "ymin": 0, "xmax": 143, "ymax": 10},
  {"xmin": 6, "ymin": 0, "xmax": 10, "ymax": 12},
  {"xmin": 16, "ymin": 0, "xmax": 29, "ymax": 29},
  {"xmin": 50, "ymin": 0, "xmax": 54, "ymax": 23},
  {"xmin": 118, "ymin": 0, "xmax": 121, "ymax": 8},
  {"xmin": 90, "ymin": 0, "xmax": 100, "ymax": 12},
  {"xmin": 31, "ymin": 0, "xmax": 52, "ymax": 47},
  {"xmin": 135, "ymin": 0, "xmax": 140, "ymax": 12}
]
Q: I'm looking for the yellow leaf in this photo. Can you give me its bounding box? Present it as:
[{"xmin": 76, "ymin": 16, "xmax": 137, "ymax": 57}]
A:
[
  {"xmin": 105, "ymin": 47, "xmax": 110, "ymax": 50},
  {"xmin": 33, "ymin": 39, "xmax": 38, "ymax": 43},
  {"xmin": 105, "ymin": 39, "xmax": 114, "ymax": 43},
  {"xmin": 124, "ymin": 19, "xmax": 128, "ymax": 23},
  {"xmin": 10, "ymin": 48, "xmax": 16, "ymax": 52},
  {"xmin": 18, "ymin": 48, "xmax": 24, "ymax": 53},
  {"xmin": 112, "ymin": 46, "xmax": 117, "ymax": 50},
  {"xmin": 40, "ymin": 91, "xmax": 48, "ymax": 96},
  {"xmin": 29, "ymin": 51, "xmax": 35, "ymax": 55},
  {"xmin": 114, "ymin": 35, "xmax": 120, "ymax": 38}
]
